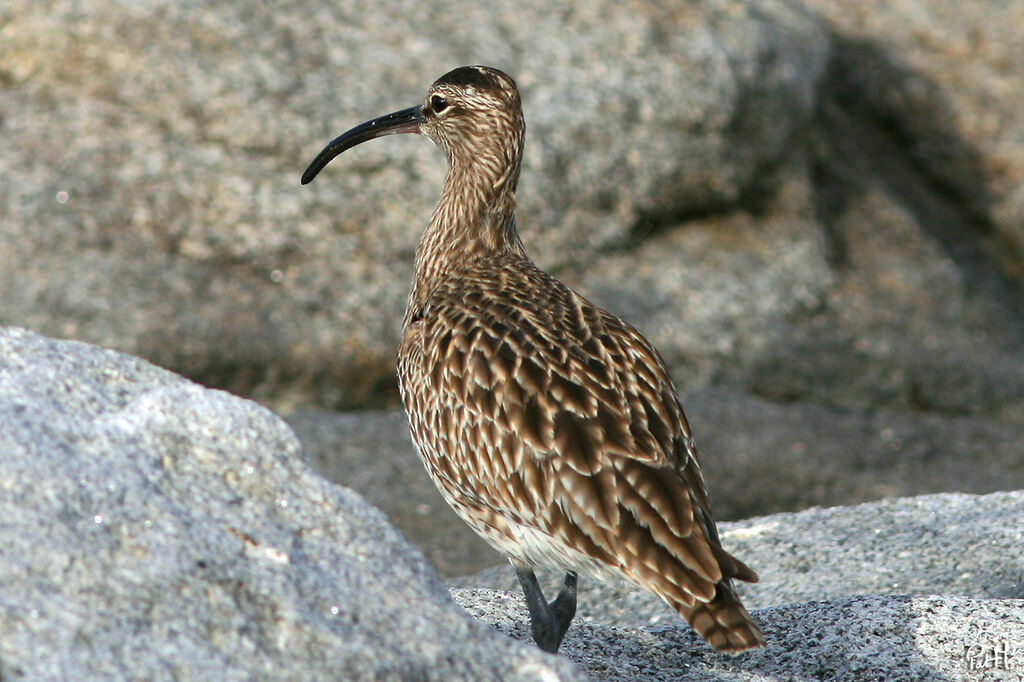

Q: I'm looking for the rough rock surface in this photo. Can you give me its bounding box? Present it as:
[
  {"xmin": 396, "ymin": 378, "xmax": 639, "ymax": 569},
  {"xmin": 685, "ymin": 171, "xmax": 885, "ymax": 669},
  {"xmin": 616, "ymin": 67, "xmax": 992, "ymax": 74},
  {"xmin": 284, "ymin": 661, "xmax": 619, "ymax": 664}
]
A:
[
  {"xmin": 0, "ymin": 327, "xmax": 581, "ymax": 681},
  {"xmin": 454, "ymin": 491, "xmax": 1024, "ymax": 680},
  {"xmin": 802, "ymin": 0, "xmax": 1024, "ymax": 269},
  {"xmin": 458, "ymin": 592, "xmax": 1023, "ymax": 681},
  {"xmin": 4, "ymin": 0, "xmax": 1024, "ymax": 674},
  {"xmin": 0, "ymin": 0, "xmax": 858, "ymax": 409},
  {"xmin": 3, "ymin": 0, "xmax": 1021, "ymax": 463},
  {"xmin": 3, "ymin": 327, "xmax": 1022, "ymax": 680}
]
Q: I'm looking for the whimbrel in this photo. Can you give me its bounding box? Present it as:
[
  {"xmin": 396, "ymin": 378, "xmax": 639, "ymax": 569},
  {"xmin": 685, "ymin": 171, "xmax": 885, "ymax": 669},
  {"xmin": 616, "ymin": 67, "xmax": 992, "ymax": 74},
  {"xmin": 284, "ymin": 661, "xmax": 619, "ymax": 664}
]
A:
[{"xmin": 302, "ymin": 66, "xmax": 764, "ymax": 654}]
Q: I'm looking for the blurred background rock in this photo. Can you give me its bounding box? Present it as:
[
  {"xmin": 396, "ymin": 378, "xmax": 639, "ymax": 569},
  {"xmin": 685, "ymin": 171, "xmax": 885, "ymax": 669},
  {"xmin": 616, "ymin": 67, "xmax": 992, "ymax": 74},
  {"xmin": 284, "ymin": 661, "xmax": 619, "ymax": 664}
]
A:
[{"xmin": 2, "ymin": 0, "xmax": 1022, "ymax": 577}]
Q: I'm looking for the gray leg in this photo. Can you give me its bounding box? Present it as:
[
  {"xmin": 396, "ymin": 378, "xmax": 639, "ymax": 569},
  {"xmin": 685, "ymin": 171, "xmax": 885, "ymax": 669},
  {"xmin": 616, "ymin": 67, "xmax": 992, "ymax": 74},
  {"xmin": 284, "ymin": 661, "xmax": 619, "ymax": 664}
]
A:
[
  {"xmin": 511, "ymin": 558, "xmax": 578, "ymax": 652},
  {"xmin": 551, "ymin": 570, "xmax": 578, "ymax": 632}
]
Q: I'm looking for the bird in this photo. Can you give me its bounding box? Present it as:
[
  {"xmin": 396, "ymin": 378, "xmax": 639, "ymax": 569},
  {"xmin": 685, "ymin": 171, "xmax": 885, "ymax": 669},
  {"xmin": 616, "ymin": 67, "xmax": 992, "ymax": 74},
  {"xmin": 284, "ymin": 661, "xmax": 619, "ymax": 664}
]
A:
[{"xmin": 301, "ymin": 65, "xmax": 764, "ymax": 655}]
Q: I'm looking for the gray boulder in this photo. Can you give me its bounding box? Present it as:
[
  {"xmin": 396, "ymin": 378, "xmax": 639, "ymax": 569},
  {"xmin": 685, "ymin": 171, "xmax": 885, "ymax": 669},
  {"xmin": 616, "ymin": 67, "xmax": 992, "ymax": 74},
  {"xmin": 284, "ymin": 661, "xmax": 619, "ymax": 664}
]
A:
[
  {"xmin": 287, "ymin": 408, "xmax": 504, "ymax": 577},
  {"xmin": 458, "ymin": 592, "xmax": 1022, "ymax": 681},
  {"xmin": 803, "ymin": 0, "xmax": 1024, "ymax": 262},
  {"xmin": 3, "ymin": 0, "xmax": 1023, "ymax": 427},
  {"xmin": 0, "ymin": 327, "xmax": 582, "ymax": 681},
  {"xmin": 0, "ymin": 0, "xmax": 827, "ymax": 409},
  {"xmin": 3, "ymin": 326, "xmax": 1021, "ymax": 680},
  {"xmin": 455, "ymin": 491, "xmax": 1024, "ymax": 680}
]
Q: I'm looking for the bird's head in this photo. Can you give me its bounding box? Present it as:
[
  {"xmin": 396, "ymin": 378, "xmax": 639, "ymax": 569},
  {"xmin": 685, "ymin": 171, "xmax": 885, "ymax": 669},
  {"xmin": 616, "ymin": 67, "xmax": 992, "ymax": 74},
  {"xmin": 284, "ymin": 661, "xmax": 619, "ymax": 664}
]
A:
[{"xmin": 301, "ymin": 65, "xmax": 524, "ymax": 186}]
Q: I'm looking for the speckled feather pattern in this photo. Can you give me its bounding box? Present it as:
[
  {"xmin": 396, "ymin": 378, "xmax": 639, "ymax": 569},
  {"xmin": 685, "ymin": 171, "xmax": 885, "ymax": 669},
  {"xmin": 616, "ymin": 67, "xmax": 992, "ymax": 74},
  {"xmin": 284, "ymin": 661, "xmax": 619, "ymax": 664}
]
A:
[
  {"xmin": 350, "ymin": 66, "xmax": 762, "ymax": 653},
  {"xmin": 399, "ymin": 252, "xmax": 763, "ymax": 652}
]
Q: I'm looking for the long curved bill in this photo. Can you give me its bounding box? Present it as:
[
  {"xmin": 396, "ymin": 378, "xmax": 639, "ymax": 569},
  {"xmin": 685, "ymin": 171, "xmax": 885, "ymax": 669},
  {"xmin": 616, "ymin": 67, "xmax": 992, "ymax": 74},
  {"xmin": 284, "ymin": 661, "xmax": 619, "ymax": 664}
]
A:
[{"xmin": 301, "ymin": 105, "xmax": 425, "ymax": 185}]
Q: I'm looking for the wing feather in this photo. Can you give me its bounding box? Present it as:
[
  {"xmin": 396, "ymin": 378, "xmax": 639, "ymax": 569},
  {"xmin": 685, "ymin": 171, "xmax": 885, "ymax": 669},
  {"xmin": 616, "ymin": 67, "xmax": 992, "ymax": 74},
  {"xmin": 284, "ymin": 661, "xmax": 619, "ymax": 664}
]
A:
[{"xmin": 400, "ymin": 254, "xmax": 755, "ymax": 596}]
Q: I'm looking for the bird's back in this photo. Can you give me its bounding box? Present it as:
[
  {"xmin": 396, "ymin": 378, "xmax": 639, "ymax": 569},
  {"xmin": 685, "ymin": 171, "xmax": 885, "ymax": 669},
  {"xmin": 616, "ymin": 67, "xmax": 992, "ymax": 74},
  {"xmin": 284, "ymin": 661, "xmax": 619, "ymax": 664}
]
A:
[{"xmin": 397, "ymin": 250, "xmax": 764, "ymax": 652}]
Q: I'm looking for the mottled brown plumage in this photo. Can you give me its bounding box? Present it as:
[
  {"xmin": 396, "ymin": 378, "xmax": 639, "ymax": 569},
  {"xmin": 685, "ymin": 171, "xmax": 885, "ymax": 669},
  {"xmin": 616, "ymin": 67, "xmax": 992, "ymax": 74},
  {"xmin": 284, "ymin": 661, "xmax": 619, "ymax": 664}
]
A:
[{"xmin": 302, "ymin": 65, "xmax": 764, "ymax": 654}]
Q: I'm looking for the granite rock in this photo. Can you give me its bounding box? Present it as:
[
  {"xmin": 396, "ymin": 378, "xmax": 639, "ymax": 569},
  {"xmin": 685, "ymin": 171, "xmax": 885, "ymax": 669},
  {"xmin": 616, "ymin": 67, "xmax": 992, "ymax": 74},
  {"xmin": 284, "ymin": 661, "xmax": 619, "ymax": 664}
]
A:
[
  {"xmin": 457, "ymin": 591, "xmax": 1023, "ymax": 681},
  {"xmin": 455, "ymin": 491, "xmax": 1024, "ymax": 680},
  {"xmin": 0, "ymin": 327, "xmax": 582, "ymax": 681},
  {"xmin": 2, "ymin": 0, "xmax": 1022, "ymax": 420},
  {"xmin": 802, "ymin": 0, "xmax": 1024, "ymax": 267},
  {"xmin": 4, "ymin": 326, "xmax": 1023, "ymax": 680},
  {"xmin": 0, "ymin": 0, "xmax": 828, "ymax": 408}
]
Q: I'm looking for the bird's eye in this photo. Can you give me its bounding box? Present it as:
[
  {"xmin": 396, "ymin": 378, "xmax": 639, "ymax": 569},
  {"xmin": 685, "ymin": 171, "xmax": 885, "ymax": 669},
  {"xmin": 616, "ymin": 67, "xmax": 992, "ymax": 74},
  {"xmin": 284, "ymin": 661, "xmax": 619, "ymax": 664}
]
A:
[{"xmin": 430, "ymin": 95, "xmax": 449, "ymax": 114}]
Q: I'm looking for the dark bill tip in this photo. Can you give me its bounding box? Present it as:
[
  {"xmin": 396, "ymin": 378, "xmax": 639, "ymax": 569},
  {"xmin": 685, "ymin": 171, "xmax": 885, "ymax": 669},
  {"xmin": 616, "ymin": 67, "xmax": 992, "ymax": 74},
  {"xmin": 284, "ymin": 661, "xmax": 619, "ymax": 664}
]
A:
[{"xmin": 301, "ymin": 105, "xmax": 424, "ymax": 185}]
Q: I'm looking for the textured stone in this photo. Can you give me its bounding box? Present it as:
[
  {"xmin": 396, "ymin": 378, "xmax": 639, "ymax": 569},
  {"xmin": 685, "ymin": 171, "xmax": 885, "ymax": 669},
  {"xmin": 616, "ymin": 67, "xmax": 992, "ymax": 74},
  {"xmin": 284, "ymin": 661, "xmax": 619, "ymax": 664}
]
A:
[
  {"xmin": 687, "ymin": 388, "xmax": 1024, "ymax": 521},
  {"xmin": 4, "ymin": 326, "xmax": 1023, "ymax": 680},
  {"xmin": 0, "ymin": 327, "xmax": 583, "ymax": 681},
  {"xmin": 803, "ymin": 0, "xmax": 1024, "ymax": 267},
  {"xmin": 287, "ymin": 408, "xmax": 503, "ymax": 577},
  {"xmin": 456, "ymin": 592, "xmax": 1023, "ymax": 681},
  {"xmin": 0, "ymin": 0, "xmax": 828, "ymax": 408},
  {"xmin": 455, "ymin": 491, "xmax": 1024, "ymax": 680},
  {"xmin": 2, "ymin": 0, "xmax": 1022, "ymax": 421}
]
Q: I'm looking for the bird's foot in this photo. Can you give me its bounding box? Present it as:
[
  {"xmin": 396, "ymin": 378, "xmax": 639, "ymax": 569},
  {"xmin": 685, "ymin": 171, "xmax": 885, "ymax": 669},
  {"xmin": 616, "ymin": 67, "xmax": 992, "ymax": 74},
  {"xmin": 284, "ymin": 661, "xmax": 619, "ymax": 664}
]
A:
[{"xmin": 512, "ymin": 560, "xmax": 577, "ymax": 653}]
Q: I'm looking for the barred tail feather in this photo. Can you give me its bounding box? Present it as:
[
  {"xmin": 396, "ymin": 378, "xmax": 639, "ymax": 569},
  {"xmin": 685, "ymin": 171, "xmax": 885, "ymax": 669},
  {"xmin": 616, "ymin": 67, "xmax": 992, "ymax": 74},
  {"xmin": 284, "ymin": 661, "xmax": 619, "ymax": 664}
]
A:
[{"xmin": 678, "ymin": 582, "xmax": 765, "ymax": 654}]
